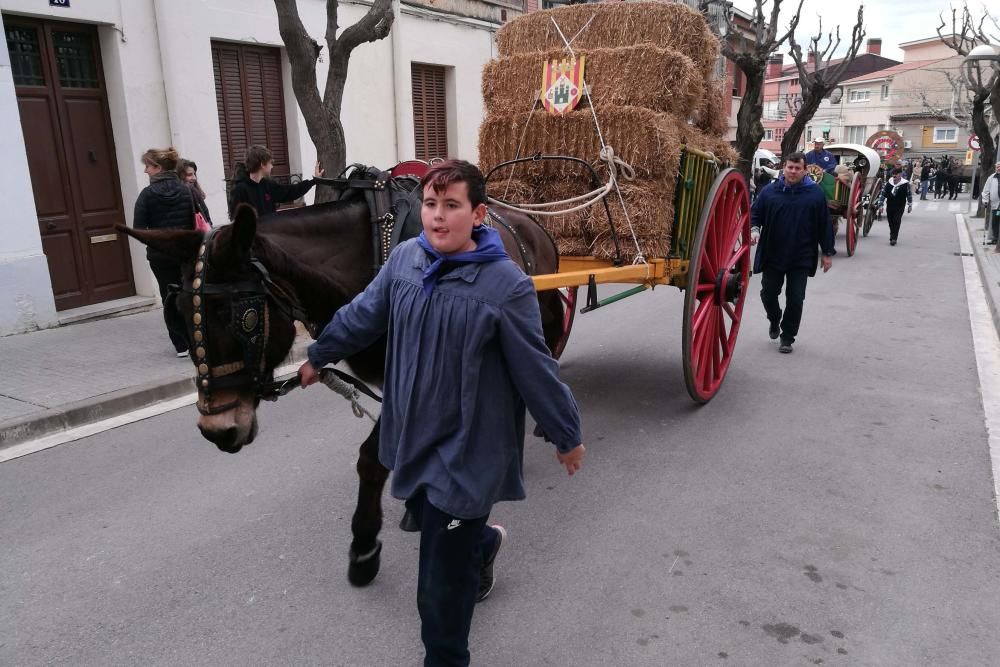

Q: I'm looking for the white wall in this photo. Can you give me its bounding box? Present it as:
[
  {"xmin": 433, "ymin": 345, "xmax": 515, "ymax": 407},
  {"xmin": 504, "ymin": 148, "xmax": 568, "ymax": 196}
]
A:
[
  {"xmin": 0, "ymin": 12, "xmax": 57, "ymax": 333},
  {"xmin": 0, "ymin": 0, "xmax": 499, "ymax": 335}
]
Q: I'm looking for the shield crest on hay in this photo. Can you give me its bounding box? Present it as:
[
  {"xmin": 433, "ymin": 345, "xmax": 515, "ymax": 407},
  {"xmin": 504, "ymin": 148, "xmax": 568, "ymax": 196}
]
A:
[{"xmin": 541, "ymin": 57, "xmax": 585, "ymax": 115}]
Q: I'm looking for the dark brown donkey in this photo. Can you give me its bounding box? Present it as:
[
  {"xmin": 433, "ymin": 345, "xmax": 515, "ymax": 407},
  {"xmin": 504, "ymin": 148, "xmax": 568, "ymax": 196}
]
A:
[{"xmin": 120, "ymin": 199, "xmax": 565, "ymax": 586}]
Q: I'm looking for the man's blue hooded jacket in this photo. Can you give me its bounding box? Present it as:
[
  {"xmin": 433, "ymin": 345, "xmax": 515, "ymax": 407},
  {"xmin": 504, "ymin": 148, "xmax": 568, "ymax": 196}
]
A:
[{"xmin": 751, "ymin": 175, "xmax": 836, "ymax": 276}]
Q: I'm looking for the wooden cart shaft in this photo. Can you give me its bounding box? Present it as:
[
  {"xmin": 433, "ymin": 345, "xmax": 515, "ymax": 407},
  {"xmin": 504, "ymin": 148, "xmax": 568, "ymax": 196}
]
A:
[{"xmin": 530, "ymin": 256, "xmax": 689, "ymax": 291}]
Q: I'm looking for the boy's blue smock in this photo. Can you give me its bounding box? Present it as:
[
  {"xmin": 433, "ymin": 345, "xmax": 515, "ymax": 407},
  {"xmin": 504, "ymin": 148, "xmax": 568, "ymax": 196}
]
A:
[{"xmin": 307, "ymin": 236, "xmax": 582, "ymax": 519}]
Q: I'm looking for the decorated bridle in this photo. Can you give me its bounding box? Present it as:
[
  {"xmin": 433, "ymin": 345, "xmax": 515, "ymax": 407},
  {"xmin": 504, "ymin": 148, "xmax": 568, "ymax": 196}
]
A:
[{"xmin": 184, "ymin": 227, "xmax": 310, "ymax": 416}]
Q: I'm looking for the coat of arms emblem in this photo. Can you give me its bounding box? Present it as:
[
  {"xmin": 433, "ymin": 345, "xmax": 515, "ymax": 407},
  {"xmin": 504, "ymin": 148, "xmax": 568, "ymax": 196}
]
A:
[{"xmin": 541, "ymin": 57, "xmax": 586, "ymax": 116}]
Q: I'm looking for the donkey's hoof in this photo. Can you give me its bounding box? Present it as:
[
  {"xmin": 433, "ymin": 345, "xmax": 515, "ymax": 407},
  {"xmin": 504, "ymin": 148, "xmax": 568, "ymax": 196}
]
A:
[
  {"xmin": 398, "ymin": 509, "xmax": 420, "ymax": 532},
  {"xmin": 348, "ymin": 540, "xmax": 382, "ymax": 587}
]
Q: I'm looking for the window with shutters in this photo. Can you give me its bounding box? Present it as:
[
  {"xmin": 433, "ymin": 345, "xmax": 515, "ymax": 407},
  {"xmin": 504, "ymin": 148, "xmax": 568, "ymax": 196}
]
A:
[
  {"xmin": 211, "ymin": 42, "xmax": 290, "ymax": 181},
  {"xmin": 411, "ymin": 63, "xmax": 449, "ymax": 161}
]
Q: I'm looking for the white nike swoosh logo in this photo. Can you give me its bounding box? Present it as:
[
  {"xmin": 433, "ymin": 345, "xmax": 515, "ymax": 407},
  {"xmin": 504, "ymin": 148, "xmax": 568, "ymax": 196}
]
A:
[{"xmin": 446, "ymin": 519, "xmax": 461, "ymax": 530}]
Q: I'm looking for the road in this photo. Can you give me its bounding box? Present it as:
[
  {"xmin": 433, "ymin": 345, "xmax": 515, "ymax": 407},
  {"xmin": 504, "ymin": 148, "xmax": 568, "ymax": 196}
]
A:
[{"xmin": 3, "ymin": 199, "xmax": 1000, "ymax": 666}]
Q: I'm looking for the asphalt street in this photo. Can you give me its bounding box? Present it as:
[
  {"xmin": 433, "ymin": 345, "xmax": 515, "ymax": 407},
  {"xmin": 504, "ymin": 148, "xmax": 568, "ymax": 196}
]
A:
[{"xmin": 3, "ymin": 199, "xmax": 1000, "ymax": 666}]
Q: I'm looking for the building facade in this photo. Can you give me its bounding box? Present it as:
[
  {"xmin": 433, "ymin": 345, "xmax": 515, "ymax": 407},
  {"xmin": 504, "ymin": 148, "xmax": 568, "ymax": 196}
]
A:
[
  {"xmin": 1, "ymin": 0, "xmax": 514, "ymax": 335},
  {"xmin": 758, "ymin": 39, "xmax": 899, "ymax": 153}
]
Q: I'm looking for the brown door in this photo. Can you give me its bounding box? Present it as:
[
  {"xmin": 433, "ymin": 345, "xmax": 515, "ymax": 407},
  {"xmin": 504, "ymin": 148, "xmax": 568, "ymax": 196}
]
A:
[{"xmin": 5, "ymin": 18, "xmax": 134, "ymax": 311}]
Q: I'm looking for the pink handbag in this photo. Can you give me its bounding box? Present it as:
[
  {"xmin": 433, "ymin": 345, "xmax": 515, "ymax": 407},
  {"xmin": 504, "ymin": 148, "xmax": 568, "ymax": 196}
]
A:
[{"xmin": 194, "ymin": 211, "xmax": 211, "ymax": 233}]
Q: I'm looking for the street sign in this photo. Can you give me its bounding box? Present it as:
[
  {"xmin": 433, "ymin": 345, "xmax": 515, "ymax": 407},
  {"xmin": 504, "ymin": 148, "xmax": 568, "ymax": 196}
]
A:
[
  {"xmin": 969, "ymin": 135, "xmax": 981, "ymax": 151},
  {"xmin": 965, "ymin": 150, "xmax": 974, "ymax": 166},
  {"xmin": 49, "ymin": 0, "xmax": 70, "ymax": 7}
]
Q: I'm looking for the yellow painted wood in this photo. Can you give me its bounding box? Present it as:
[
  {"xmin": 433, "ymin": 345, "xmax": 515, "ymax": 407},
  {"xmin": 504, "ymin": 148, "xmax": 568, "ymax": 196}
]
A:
[{"xmin": 531, "ymin": 257, "xmax": 688, "ymax": 291}]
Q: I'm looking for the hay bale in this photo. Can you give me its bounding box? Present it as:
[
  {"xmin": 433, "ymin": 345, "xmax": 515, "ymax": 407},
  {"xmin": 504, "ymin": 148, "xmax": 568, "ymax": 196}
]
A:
[
  {"xmin": 488, "ymin": 176, "xmax": 675, "ymax": 259},
  {"xmin": 692, "ymin": 81, "xmax": 730, "ymax": 137},
  {"xmin": 482, "ymin": 45, "xmax": 702, "ymax": 117},
  {"xmin": 496, "ymin": 1, "xmax": 719, "ymax": 79},
  {"xmin": 479, "ymin": 106, "xmax": 732, "ymax": 183}
]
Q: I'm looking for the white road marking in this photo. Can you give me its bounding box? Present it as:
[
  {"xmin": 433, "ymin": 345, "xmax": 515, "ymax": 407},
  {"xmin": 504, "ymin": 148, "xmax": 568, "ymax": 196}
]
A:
[
  {"xmin": 949, "ymin": 202, "xmax": 961, "ymax": 212},
  {"xmin": 956, "ymin": 213, "xmax": 1000, "ymax": 516},
  {"xmin": 0, "ymin": 361, "xmax": 303, "ymax": 464},
  {"xmin": 926, "ymin": 203, "xmax": 940, "ymax": 211}
]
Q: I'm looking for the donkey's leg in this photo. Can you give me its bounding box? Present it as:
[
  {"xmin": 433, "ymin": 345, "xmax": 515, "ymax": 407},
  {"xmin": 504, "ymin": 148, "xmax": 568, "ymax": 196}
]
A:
[{"xmin": 348, "ymin": 418, "xmax": 390, "ymax": 587}]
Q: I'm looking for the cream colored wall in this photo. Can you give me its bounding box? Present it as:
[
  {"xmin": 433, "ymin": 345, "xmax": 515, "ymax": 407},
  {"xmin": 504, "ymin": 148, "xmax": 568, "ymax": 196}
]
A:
[
  {"xmin": 0, "ymin": 0, "xmax": 499, "ymax": 333},
  {"xmin": 900, "ymin": 41, "xmax": 960, "ymax": 62}
]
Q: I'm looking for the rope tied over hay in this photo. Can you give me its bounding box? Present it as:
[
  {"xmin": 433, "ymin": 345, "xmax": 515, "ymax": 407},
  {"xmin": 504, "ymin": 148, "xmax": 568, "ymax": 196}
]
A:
[{"xmin": 489, "ymin": 145, "xmax": 635, "ymax": 216}]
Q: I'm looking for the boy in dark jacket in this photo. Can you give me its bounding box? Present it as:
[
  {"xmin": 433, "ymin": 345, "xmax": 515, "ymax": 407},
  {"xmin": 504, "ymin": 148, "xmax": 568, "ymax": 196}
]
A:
[
  {"xmin": 751, "ymin": 152, "xmax": 835, "ymax": 354},
  {"xmin": 877, "ymin": 167, "xmax": 913, "ymax": 245},
  {"xmin": 134, "ymin": 147, "xmax": 195, "ymax": 356},
  {"xmin": 299, "ymin": 160, "xmax": 585, "ymax": 666},
  {"xmin": 227, "ymin": 145, "xmax": 323, "ymax": 219}
]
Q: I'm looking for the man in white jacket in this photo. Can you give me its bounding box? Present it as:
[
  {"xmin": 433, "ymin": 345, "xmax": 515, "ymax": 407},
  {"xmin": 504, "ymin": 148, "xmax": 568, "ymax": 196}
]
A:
[{"xmin": 982, "ymin": 160, "xmax": 1000, "ymax": 246}]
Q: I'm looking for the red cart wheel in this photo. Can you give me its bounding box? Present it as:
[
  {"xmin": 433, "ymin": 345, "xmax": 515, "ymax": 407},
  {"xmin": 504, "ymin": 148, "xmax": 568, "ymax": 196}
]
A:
[
  {"xmin": 551, "ymin": 287, "xmax": 578, "ymax": 360},
  {"xmin": 682, "ymin": 169, "xmax": 751, "ymax": 403},
  {"xmin": 845, "ymin": 176, "xmax": 863, "ymax": 256}
]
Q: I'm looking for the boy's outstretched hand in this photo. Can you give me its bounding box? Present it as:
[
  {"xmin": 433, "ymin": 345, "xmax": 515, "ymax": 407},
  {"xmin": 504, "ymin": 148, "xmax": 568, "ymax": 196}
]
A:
[{"xmin": 558, "ymin": 444, "xmax": 586, "ymax": 476}]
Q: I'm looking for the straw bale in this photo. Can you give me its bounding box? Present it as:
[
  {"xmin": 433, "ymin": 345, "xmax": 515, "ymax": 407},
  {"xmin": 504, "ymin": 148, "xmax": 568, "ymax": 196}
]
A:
[
  {"xmin": 691, "ymin": 81, "xmax": 730, "ymax": 137},
  {"xmin": 482, "ymin": 45, "xmax": 702, "ymax": 117},
  {"xmin": 496, "ymin": 1, "xmax": 719, "ymax": 79},
  {"xmin": 488, "ymin": 176, "xmax": 675, "ymax": 259},
  {"xmin": 478, "ymin": 106, "xmax": 733, "ymax": 183}
]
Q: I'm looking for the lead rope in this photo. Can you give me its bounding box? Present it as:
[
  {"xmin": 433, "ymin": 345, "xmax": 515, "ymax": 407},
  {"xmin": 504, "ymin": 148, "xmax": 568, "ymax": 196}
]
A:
[{"xmin": 320, "ymin": 370, "xmax": 377, "ymax": 422}]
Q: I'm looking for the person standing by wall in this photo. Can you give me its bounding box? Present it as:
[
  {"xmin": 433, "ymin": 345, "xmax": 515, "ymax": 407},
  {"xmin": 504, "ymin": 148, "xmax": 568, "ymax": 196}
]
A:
[
  {"xmin": 981, "ymin": 161, "xmax": 1000, "ymax": 247},
  {"xmin": 228, "ymin": 145, "xmax": 324, "ymax": 219},
  {"xmin": 298, "ymin": 160, "xmax": 585, "ymax": 667},
  {"xmin": 877, "ymin": 167, "xmax": 913, "ymax": 246},
  {"xmin": 177, "ymin": 159, "xmax": 212, "ymax": 226},
  {"xmin": 750, "ymin": 152, "xmax": 835, "ymax": 354},
  {"xmin": 133, "ymin": 147, "xmax": 194, "ymax": 357}
]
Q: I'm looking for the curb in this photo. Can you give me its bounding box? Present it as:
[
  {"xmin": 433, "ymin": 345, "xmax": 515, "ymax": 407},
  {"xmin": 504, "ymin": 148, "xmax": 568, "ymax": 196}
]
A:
[
  {"xmin": 0, "ymin": 339, "xmax": 311, "ymax": 452},
  {"xmin": 962, "ymin": 212, "xmax": 1000, "ymax": 337}
]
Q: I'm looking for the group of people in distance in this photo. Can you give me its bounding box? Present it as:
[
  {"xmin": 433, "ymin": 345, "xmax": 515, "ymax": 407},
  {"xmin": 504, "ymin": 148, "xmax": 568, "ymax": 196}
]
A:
[{"xmin": 134, "ymin": 144, "xmax": 324, "ymax": 357}]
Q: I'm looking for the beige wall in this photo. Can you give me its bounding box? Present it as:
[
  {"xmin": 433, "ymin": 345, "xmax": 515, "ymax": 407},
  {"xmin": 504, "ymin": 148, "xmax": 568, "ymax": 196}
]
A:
[{"xmin": 900, "ymin": 40, "xmax": 960, "ymax": 62}]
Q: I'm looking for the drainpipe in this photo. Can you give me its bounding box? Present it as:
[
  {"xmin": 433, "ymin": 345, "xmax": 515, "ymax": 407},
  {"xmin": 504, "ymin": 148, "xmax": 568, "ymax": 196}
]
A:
[{"xmin": 390, "ymin": 0, "xmax": 404, "ymax": 163}]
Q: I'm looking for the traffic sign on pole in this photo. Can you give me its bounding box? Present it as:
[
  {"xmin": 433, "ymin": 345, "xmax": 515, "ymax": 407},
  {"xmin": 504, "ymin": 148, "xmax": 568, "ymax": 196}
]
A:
[{"xmin": 969, "ymin": 135, "xmax": 981, "ymax": 151}]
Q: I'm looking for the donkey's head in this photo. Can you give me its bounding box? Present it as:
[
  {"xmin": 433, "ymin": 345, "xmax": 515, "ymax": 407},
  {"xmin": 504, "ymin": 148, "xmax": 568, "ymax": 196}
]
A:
[{"xmin": 120, "ymin": 205, "xmax": 298, "ymax": 452}]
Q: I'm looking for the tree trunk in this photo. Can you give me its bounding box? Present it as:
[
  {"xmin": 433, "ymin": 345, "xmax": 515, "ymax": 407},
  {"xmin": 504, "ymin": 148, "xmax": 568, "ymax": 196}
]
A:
[
  {"xmin": 780, "ymin": 87, "xmax": 822, "ymax": 157},
  {"xmin": 733, "ymin": 65, "xmax": 765, "ymax": 183},
  {"xmin": 971, "ymin": 94, "xmax": 995, "ymax": 216}
]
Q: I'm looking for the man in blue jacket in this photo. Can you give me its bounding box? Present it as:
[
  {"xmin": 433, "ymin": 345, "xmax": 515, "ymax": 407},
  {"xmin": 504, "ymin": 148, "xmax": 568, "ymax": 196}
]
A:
[
  {"xmin": 298, "ymin": 160, "xmax": 585, "ymax": 666},
  {"xmin": 805, "ymin": 137, "xmax": 838, "ymax": 174},
  {"xmin": 751, "ymin": 152, "xmax": 836, "ymax": 354}
]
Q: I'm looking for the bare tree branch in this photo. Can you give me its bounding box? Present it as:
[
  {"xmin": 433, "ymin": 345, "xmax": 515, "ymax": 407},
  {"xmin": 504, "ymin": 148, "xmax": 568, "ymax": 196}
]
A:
[
  {"xmin": 780, "ymin": 4, "xmax": 865, "ymax": 156},
  {"xmin": 273, "ymin": 0, "xmax": 395, "ymax": 197}
]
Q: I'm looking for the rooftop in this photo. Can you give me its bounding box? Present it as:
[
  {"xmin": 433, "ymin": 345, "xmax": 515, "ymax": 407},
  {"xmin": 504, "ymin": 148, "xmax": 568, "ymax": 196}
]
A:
[{"xmin": 840, "ymin": 58, "xmax": 948, "ymax": 85}]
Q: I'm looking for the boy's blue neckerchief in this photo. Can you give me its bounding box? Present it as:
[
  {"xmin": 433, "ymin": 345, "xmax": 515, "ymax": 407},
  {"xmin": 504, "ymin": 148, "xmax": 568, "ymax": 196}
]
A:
[{"xmin": 416, "ymin": 225, "xmax": 509, "ymax": 296}]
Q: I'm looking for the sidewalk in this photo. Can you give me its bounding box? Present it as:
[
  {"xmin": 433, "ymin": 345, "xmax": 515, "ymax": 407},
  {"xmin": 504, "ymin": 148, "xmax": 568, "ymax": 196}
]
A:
[
  {"xmin": 961, "ymin": 207, "xmax": 1000, "ymax": 336},
  {"xmin": 0, "ymin": 308, "xmax": 310, "ymax": 449}
]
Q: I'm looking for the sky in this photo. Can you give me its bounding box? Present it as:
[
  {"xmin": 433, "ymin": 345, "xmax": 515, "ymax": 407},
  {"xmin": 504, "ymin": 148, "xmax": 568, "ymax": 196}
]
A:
[{"xmin": 729, "ymin": 0, "xmax": 968, "ymax": 61}]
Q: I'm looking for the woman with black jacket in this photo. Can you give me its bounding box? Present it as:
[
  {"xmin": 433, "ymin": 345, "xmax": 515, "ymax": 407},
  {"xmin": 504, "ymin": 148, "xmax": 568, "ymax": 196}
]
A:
[
  {"xmin": 177, "ymin": 158, "xmax": 212, "ymax": 226},
  {"xmin": 133, "ymin": 147, "xmax": 193, "ymax": 357},
  {"xmin": 227, "ymin": 144, "xmax": 324, "ymax": 219}
]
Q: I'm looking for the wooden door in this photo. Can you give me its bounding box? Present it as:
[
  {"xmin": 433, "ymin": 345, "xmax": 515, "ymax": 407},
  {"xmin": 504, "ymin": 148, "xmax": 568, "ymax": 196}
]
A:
[{"xmin": 5, "ymin": 18, "xmax": 134, "ymax": 310}]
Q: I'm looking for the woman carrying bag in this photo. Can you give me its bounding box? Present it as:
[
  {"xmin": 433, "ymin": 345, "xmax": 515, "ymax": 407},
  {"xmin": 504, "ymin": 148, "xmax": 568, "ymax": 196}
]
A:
[{"xmin": 133, "ymin": 147, "xmax": 201, "ymax": 357}]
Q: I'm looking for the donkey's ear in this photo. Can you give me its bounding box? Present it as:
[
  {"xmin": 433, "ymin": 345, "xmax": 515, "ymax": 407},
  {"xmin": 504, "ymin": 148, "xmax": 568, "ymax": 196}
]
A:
[
  {"xmin": 232, "ymin": 203, "xmax": 257, "ymax": 256},
  {"xmin": 116, "ymin": 225, "xmax": 202, "ymax": 261}
]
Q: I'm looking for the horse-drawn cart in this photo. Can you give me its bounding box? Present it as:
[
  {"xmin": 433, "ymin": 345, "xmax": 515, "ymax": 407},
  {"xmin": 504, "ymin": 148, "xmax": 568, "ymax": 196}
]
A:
[
  {"xmin": 486, "ymin": 147, "xmax": 750, "ymax": 404},
  {"xmin": 808, "ymin": 143, "xmax": 882, "ymax": 256}
]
